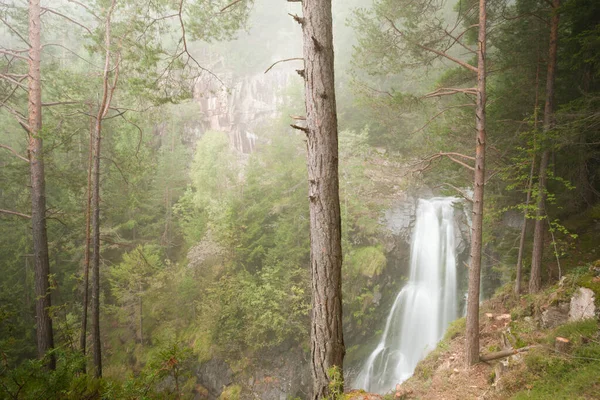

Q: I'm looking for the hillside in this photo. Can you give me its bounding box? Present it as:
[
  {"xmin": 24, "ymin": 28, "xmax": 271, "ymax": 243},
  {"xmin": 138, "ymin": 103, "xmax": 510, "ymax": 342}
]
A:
[{"xmin": 346, "ymin": 260, "xmax": 600, "ymax": 400}]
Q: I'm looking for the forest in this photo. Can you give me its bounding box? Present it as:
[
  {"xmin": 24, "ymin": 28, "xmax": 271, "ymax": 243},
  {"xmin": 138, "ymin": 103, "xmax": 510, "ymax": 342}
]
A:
[{"xmin": 0, "ymin": 0, "xmax": 599, "ymax": 399}]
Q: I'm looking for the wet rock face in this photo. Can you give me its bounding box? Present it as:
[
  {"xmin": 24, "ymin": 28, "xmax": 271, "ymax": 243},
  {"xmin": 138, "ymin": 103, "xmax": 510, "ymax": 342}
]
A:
[
  {"xmin": 242, "ymin": 347, "xmax": 310, "ymax": 400},
  {"xmin": 193, "ymin": 70, "xmax": 293, "ymax": 154},
  {"xmin": 569, "ymin": 287, "xmax": 596, "ymax": 321},
  {"xmin": 196, "ymin": 358, "xmax": 233, "ymax": 400}
]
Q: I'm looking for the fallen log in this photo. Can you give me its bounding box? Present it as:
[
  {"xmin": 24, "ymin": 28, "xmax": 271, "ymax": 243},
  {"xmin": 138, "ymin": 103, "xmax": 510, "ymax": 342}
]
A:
[{"xmin": 480, "ymin": 346, "xmax": 535, "ymax": 362}]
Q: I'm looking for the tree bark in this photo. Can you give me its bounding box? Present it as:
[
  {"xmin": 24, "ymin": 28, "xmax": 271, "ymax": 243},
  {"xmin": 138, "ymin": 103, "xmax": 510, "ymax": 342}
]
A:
[
  {"xmin": 529, "ymin": 0, "xmax": 560, "ymax": 294},
  {"xmin": 28, "ymin": 0, "xmax": 55, "ymax": 370},
  {"xmin": 79, "ymin": 106, "xmax": 94, "ymax": 369},
  {"xmin": 299, "ymin": 1, "xmax": 345, "ymax": 398},
  {"xmin": 90, "ymin": 110, "xmax": 102, "ymax": 378},
  {"xmin": 465, "ymin": 0, "xmax": 487, "ymax": 367}
]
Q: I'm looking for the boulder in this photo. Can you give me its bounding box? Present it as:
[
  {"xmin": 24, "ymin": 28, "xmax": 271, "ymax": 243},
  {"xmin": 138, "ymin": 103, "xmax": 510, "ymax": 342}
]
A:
[
  {"xmin": 569, "ymin": 287, "xmax": 596, "ymax": 321},
  {"xmin": 541, "ymin": 302, "xmax": 570, "ymax": 329}
]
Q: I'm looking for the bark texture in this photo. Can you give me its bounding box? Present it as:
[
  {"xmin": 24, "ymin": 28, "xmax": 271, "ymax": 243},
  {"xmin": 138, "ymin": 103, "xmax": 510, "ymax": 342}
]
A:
[
  {"xmin": 28, "ymin": 0, "xmax": 55, "ymax": 370},
  {"xmin": 465, "ymin": 0, "xmax": 487, "ymax": 367},
  {"xmin": 300, "ymin": 0, "xmax": 345, "ymax": 398},
  {"xmin": 529, "ymin": 0, "xmax": 560, "ymax": 294},
  {"xmin": 90, "ymin": 108, "xmax": 102, "ymax": 378}
]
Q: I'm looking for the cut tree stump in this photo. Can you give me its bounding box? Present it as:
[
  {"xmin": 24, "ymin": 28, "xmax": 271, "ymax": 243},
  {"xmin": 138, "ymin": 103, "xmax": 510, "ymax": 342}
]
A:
[{"xmin": 555, "ymin": 336, "xmax": 571, "ymax": 353}]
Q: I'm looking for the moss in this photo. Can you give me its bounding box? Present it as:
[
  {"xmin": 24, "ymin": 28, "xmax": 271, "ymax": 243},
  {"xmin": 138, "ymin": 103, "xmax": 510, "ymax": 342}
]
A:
[
  {"xmin": 219, "ymin": 384, "xmax": 242, "ymax": 400},
  {"xmin": 550, "ymin": 319, "xmax": 599, "ymax": 346},
  {"xmin": 346, "ymin": 246, "xmax": 387, "ymax": 278},
  {"xmin": 443, "ymin": 317, "xmax": 465, "ymax": 342},
  {"xmin": 512, "ymin": 345, "xmax": 600, "ymax": 399}
]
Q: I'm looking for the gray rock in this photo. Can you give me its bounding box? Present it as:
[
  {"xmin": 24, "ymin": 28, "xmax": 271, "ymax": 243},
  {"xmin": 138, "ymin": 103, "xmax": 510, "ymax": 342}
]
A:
[
  {"xmin": 569, "ymin": 287, "xmax": 596, "ymax": 321},
  {"xmin": 541, "ymin": 302, "xmax": 570, "ymax": 329},
  {"xmin": 196, "ymin": 358, "xmax": 233, "ymax": 400}
]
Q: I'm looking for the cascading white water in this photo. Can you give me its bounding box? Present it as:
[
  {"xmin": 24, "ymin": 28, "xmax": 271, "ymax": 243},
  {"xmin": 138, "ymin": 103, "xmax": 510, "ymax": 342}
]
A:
[{"xmin": 354, "ymin": 197, "xmax": 459, "ymax": 394}]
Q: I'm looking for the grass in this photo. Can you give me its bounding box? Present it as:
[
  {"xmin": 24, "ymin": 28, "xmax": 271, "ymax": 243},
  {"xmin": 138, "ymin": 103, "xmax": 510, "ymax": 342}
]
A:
[{"xmin": 510, "ymin": 319, "xmax": 600, "ymax": 399}]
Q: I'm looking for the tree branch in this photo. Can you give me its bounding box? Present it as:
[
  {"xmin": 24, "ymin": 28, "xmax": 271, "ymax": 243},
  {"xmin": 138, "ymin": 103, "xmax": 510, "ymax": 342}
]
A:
[
  {"xmin": 177, "ymin": 0, "xmax": 224, "ymax": 86},
  {"xmin": 423, "ymin": 87, "xmax": 477, "ymax": 98},
  {"xmin": 0, "ymin": 15, "xmax": 30, "ymax": 46},
  {"xmin": 0, "ymin": 143, "xmax": 29, "ymax": 162},
  {"xmin": 220, "ymin": 0, "xmax": 244, "ymax": 12},
  {"xmin": 40, "ymin": 7, "xmax": 95, "ymax": 36},
  {"xmin": 0, "ymin": 49, "xmax": 29, "ymax": 61},
  {"xmin": 409, "ymin": 103, "xmax": 475, "ymax": 135},
  {"xmin": 0, "ymin": 209, "xmax": 31, "ymax": 219},
  {"xmin": 386, "ymin": 17, "xmax": 478, "ymax": 73},
  {"xmin": 264, "ymin": 57, "xmax": 304, "ymax": 74}
]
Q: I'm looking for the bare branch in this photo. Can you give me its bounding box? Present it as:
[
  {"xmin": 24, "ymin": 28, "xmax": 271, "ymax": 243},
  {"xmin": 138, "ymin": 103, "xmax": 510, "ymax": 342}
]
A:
[
  {"xmin": 436, "ymin": 183, "xmax": 473, "ymax": 202},
  {"xmin": 0, "ymin": 49, "xmax": 28, "ymax": 61},
  {"xmin": 0, "ymin": 73, "xmax": 28, "ymax": 90},
  {"xmin": 0, "ymin": 143, "xmax": 29, "ymax": 162},
  {"xmin": 423, "ymin": 87, "xmax": 477, "ymax": 98},
  {"xmin": 40, "ymin": 7, "xmax": 95, "ymax": 36},
  {"xmin": 291, "ymin": 124, "xmax": 309, "ymax": 133},
  {"xmin": 0, "ymin": 209, "xmax": 31, "ymax": 219},
  {"xmin": 220, "ymin": 0, "xmax": 244, "ymax": 12},
  {"xmin": 42, "ymin": 101, "xmax": 83, "ymax": 107},
  {"xmin": 409, "ymin": 103, "xmax": 475, "ymax": 135},
  {"xmin": 264, "ymin": 57, "xmax": 304, "ymax": 74},
  {"xmin": 42, "ymin": 43, "xmax": 101, "ymax": 69},
  {"xmin": 409, "ymin": 151, "xmax": 475, "ymax": 175},
  {"xmin": 66, "ymin": 0, "xmax": 101, "ymax": 20},
  {"xmin": 177, "ymin": 0, "xmax": 225, "ymax": 86},
  {"xmin": 444, "ymin": 29, "xmax": 476, "ymax": 54},
  {"xmin": 100, "ymin": 156, "xmax": 128, "ymax": 184},
  {"xmin": 0, "ymin": 15, "xmax": 30, "ymax": 46}
]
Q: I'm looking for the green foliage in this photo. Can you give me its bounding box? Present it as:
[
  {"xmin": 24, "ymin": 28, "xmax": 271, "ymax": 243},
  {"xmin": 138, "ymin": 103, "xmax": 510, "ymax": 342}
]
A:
[
  {"xmin": 346, "ymin": 246, "xmax": 387, "ymax": 278},
  {"xmin": 325, "ymin": 366, "xmax": 344, "ymax": 400},
  {"xmin": 219, "ymin": 384, "xmax": 242, "ymax": 400}
]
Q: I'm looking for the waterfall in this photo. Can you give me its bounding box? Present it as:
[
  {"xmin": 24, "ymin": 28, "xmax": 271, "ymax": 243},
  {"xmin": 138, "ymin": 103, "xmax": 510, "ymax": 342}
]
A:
[{"xmin": 354, "ymin": 197, "xmax": 460, "ymax": 394}]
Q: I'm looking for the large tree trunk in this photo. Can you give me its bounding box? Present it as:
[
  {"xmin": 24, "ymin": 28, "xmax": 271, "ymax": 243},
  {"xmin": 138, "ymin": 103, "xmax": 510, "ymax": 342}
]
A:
[
  {"xmin": 529, "ymin": 0, "xmax": 560, "ymax": 294},
  {"xmin": 299, "ymin": 0, "xmax": 345, "ymax": 398},
  {"xmin": 28, "ymin": 0, "xmax": 55, "ymax": 370},
  {"xmin": 465, "ymin": 0, "xmax": 487, "ymax": 367},
  {"xmin": 79, "ymin": 108, "xmax": 94, "ymax": 369}
]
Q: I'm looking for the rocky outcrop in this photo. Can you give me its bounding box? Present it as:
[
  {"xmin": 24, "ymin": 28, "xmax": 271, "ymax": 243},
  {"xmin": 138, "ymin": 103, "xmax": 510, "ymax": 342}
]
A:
[
  {"xmin": 193, "ymin": 69, "xmax": 293, "ymax": 154},
  {"xmin": 541, "ymin": 302, "xmax": 570, "ymax": 329},
  {"xmin": 195, "ymin": 358, "xmax": 233, "ymax": 400},
  {"xmin": 569, "ymin": 287, "xmax": 596, "ymax": 321}
]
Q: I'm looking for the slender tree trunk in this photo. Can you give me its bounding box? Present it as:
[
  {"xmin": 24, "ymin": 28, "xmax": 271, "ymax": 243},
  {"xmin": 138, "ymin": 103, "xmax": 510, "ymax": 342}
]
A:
[
  {"xmin": 90, "ymin": 117, "xmax": 102, "ymax": 377},
  {"xmin": 28, "ymin": 0, "xmax": 55, "ymax": 370},
  {"xmin": 80, "ymin": 106, "xmax": 94, "ymax": 367},
  {"xmin": 529, "ymin": 0, "xmax": 560, "ymax": 294},
  {"xmin": 465, "ymin": 0, "xmax": 487, "ymax": 367},
  {"xmin": 515, "ymin": 156, "xmax": 535, "ymax": 295},
  {"xmin": 139, "ymin": 281, "xmax": 143, "ymax": 346},
  {"xmin": 298, "ymin": 1, "xmax": 345, "ymax": 397},
  {"xmin": 515, "ymin": 59, "xmax": 542, "ymax": 296},
  {"xmin": 90, "ymin": 1, "xmax": 118, "ymax": 377}
]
